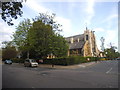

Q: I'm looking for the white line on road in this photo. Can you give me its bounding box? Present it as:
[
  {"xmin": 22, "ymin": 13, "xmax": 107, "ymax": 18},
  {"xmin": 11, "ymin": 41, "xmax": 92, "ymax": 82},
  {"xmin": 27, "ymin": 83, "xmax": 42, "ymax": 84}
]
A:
[{"xmin": 106, "ymin": 68, "xmax": 112, "ymax": 74}]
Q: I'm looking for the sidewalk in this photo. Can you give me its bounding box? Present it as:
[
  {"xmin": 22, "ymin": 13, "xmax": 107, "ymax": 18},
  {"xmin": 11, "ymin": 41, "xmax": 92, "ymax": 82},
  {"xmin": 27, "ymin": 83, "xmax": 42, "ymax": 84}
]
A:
[{"xmin": 38, "ymin": 61, "xmax": 97, "ymax": 69}]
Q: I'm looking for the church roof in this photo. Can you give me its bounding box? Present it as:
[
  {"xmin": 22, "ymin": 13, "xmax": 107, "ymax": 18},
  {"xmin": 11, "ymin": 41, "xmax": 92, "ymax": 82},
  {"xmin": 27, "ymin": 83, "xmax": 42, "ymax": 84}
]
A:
[
  {"xmin": 69, "ymin": 41, "xmax": 85, "ymax": 49},
  {"xmin": 65, "ymin": 34, "xmax": 85, "ymax": 49}
]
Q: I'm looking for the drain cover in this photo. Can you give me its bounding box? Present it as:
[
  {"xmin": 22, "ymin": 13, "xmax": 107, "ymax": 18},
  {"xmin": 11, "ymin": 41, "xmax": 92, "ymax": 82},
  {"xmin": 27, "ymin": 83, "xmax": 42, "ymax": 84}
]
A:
[{"xmin": 41, "ymin": 72, "xmax": 50, "ymax": 76}]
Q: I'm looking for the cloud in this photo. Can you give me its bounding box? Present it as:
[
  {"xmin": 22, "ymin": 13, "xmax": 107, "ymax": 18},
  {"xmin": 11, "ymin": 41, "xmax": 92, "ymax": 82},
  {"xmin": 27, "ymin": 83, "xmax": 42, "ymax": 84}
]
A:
[
  {"xmin": 104, "ymin": 30, "xmax": 118, "ymax": 48},
  {"xmin": 23, "ymin": 0, "xmax": 53, "ymax": 14},
  {"xmin": 24, "ymin": 0, "xmax": 72, "ymax": 37},
  {"xmin": 93, "ymin": 27, "xmax": 118, "ymax": 51},
  {"xmin": 84, "ymin": 0, "xmax": 95, "ymax": 26},
  {"xmin": 0, "ymin": 20, "xmax": 15, "ymax": 47},
  {"xmin": 94, "ymin": 28, "xmax": 105, "ymax": 32},
  {"xmin": 93, "ymin": 28, "xmax": 105, "ymax": 50},
  {"xmin": 102, "ymin": 14, "xmax": 118, "ymax": 23},
  {"xmin": 54, "ymin": 17, "xmax": 72, "ymax": 37},
  {"xmin": 86, "ymin": 0, "xmax": 94, "ymax": 14}
]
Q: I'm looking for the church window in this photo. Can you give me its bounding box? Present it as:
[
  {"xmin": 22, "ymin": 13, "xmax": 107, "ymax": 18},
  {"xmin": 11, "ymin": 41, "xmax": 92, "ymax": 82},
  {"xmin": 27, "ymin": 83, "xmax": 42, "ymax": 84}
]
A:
[{"xmin": 86, "ymin": 35, "xmax": 89, "ymax": 40}]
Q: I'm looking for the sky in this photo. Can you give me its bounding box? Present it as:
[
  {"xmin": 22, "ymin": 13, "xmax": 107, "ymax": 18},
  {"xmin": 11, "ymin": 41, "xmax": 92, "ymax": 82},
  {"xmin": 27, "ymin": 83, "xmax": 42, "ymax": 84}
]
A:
[{"xmin": 0, "ymin": 0, "xmax": 119, "ymax": 52}]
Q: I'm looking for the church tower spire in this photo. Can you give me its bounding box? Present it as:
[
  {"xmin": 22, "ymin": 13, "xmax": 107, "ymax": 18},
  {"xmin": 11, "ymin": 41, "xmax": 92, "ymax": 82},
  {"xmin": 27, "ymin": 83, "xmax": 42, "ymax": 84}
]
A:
[
  {"xmin": 85, "ymin": 23, "xmax": 88, "ymax": 30},
  {"xmin": 86, "ymin": 26, "xmax": 88, "ymax": 30}
]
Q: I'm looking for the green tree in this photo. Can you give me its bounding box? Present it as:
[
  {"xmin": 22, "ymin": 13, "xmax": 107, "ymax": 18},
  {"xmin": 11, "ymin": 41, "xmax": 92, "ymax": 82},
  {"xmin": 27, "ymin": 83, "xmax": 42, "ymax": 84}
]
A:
[
  {"xmin": 51, "ymin": 34, "xmax": 68, "ymax": 57},
  {"xmin": 104, "ymin": 43, "xmax": 120, "ymax": 59},
  {"xmin": 28, "ymin": 20, "xmax": 53, "ymax": 58},
  {"xmin": 28, "ymin": 13, "xmax": 68, "ymax": 58},
  {"xmin": 2, "ymin": 46, "xmax": 18, "ymax": 60},
  {"xmin": 33, "ymin": 13, "xmax": 62, "ymax": 33},
  {"xmin": 28, "ymin": 20, "xmax": 68, "ymax": 58},
  {"xmin": 13, "ymin": 18, "xmax": 32, "ymax": 58},
  {"xmin": 12, "ymin": 13, "xmax": 68, "ymax": 59},
  {"xmin": 1, "ymin": 0, "xmax": 26, "ymax": 25},
  {"xmin": 2, "ymin": 41, "xmax": 14, "ymax": 48}
]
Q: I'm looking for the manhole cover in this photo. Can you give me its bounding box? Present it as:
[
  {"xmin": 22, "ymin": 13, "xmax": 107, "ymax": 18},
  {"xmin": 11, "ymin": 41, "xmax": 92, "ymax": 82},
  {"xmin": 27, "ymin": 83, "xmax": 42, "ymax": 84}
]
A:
[{"xmin": 40, "ymin": 72, "xmax": 50, "ymax": 76}]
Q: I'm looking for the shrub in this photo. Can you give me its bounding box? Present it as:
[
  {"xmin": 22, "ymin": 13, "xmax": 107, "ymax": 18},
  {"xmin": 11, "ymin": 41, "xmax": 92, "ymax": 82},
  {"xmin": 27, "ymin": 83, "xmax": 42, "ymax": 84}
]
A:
[
  {"xmin": 12, "ymin": 58, "xmax": 25, "ymax": 63},
  {"xmin": 43, "ymin": 56, "xmax": 100, "ymax": 66}
]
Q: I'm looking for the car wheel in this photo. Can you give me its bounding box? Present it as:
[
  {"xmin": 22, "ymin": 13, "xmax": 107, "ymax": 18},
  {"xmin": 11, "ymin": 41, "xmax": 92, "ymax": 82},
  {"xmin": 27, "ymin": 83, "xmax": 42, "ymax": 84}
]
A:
[
  {"xmin": 29, "ymin": 64, "xmax": 32, "ymax": 67},
  {"xmin": 24, "ymin": 64, "xmax": 26, "ymax": 67}
]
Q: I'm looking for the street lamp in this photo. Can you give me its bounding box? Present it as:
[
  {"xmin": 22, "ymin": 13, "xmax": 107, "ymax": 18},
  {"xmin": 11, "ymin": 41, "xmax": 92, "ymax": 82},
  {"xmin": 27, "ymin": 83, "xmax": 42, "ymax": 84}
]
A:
[
  {"xmin": 105, "ymin": 52, "xmax": 108, "ymax": 60},
  {"xmin": 105, "ymin": 52, "xmax": 108, "ymax": 55}
]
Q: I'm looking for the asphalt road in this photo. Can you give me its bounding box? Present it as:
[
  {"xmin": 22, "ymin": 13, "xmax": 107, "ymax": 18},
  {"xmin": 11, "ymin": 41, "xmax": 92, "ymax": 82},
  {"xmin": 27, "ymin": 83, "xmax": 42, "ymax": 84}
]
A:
[{"xmin": 2, "ymin": 60, "xmax": 119, "ymax": 88}]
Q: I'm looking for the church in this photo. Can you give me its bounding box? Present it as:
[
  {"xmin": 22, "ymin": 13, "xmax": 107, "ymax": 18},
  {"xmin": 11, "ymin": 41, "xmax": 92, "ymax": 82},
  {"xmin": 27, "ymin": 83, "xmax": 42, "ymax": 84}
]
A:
[{"xmin": 65, "ymin": 27, "xmax": 100, "ymax": 57}]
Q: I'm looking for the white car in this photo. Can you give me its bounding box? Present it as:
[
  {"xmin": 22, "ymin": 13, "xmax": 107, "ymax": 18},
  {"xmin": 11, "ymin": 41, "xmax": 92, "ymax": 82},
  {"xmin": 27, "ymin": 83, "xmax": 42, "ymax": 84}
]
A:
[{"xmin": 24, "ymin": 59, "xmax": 38, "ymax": 67}]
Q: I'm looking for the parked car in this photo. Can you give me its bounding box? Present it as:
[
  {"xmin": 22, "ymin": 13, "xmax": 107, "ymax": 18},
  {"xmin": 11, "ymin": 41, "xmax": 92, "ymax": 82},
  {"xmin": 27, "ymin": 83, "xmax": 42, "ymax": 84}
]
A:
[
  {"xmin": 4, "ymin": 59, "xmax": 12, "ymax": 64},
  {"xmin": 116, "ymin": 58, "xmax": 120, "ymax": 60},
  {"xmin": 36, "ymin": 59, "xmax": 43, "ymax": 64},
  {"xmin": 24, "ymin": 59, "xmax": 38, "ymax": 67}
]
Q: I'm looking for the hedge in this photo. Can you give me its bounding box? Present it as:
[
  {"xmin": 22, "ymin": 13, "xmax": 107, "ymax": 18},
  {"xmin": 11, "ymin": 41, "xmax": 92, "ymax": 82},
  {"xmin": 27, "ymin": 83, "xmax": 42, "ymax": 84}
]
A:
[
  {"xmin": 43, "ymin": 56, "xmax": 100, "ymax": 66},
  {"xmin": 11, "ymin": 58, "xmax": 25, "ymax": 63},
  {"xmin": 11, "ymin": 56, "xmax": 100, "ymax": 65}
]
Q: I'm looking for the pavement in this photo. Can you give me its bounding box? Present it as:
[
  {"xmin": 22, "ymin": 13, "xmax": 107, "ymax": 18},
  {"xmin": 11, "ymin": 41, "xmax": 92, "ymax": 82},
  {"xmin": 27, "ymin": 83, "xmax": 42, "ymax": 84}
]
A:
[
  {"xmin": 37, "ymin": 61, "xmax": 97, "ymax": 69},
  {"xmin": 1, "ymin": 60, "xmax": 98, "ymax": 69}
]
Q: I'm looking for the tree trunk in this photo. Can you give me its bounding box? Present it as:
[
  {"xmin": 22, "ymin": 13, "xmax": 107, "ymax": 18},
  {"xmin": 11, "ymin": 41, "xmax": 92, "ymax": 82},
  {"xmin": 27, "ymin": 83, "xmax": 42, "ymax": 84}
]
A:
[{"xmin": 27, "ymin": 51, "xmax": 29, "ymax": 59}]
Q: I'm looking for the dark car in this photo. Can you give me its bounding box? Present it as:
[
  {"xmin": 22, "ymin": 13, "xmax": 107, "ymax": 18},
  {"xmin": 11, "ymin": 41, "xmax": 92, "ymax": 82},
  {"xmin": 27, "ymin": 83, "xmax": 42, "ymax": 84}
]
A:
[{"xmin": 4, "ymin": 60, "xmax": 12, "ymax": 64}]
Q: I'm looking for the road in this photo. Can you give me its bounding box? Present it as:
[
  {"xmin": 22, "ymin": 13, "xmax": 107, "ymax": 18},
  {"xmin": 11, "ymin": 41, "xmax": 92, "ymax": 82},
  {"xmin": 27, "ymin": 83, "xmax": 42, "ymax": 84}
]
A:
[{"xmin": 2, "ymin": 60, "xmax": 119, "ymax": 88}]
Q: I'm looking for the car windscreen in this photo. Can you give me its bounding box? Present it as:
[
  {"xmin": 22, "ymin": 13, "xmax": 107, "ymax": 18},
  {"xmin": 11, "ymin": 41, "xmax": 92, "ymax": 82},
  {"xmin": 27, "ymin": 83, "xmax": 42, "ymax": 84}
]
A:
[
  {"xmin": 6, "ymin": 60, "xmax": 12, "ymax": 62},
  {"xmin": 30, "ymin": 60, "xmax": 36, "ymax": 62}
]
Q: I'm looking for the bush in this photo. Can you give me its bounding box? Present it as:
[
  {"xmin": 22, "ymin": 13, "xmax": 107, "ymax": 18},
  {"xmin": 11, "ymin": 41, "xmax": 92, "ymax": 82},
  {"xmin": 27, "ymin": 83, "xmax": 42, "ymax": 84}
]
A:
[
  {"xmin": 12, "ymin": 58, "xmax": 25, "ymax": 63},
  {"xmin": 43, "ymin": 56, "xmax": 100, "ymax": 66}
]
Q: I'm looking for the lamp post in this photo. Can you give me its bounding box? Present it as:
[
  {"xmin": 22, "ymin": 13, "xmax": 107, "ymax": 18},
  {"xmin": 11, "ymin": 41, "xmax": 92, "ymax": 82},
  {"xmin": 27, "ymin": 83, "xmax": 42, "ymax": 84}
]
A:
[{"xmin": 105, "ymin": 52, "xmax": 108, "ymax": 60}]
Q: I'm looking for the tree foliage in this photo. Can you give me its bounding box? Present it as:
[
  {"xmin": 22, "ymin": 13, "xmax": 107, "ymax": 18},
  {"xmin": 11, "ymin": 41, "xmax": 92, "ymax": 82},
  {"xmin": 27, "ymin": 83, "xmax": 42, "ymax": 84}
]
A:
[
  {"xmin": 28, "ymin": 20, "xmax": 68, "ymax": 58},
  {"xmin": 104, "ymin": 43, "xmax": 120, "ymax": 59},
  {"xmin": 13, "ymin": 18, "xmax": 32, "ymax": 51},
  {"xmin": 28, "ymin": 20, "xmax": 54, "ymax": 58},
  {"xmin": 51, "ymin": 35, "xmax": 68, "ymax": 57},
  {"xmin": 12, "ymin": 13, "xmax": 68, "ymax": 59},
  {"xmin": 33, "ymin": 13, "xmax": 62, "ymax": 33},
  {"xmin": 2, "ymin": 46, "xmax": 18, "ymax": 60},
  {"xmin": 1, "ymin": 0, "xmax": 25, "ymax": 25}
]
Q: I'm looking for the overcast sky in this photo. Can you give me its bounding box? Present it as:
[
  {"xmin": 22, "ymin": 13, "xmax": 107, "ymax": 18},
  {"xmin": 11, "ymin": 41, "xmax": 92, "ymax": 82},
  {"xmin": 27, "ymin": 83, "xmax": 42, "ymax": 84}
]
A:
[{"xmin": 0, "ymin": 0, "xmax": 119, "ymax": 52}]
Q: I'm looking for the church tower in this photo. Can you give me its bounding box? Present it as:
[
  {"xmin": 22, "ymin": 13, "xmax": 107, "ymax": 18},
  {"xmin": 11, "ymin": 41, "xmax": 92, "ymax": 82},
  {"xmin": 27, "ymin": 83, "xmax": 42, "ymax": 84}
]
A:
[{"xmin": 83, "ymin": 27, "xmax": 93, "ymax": 56}]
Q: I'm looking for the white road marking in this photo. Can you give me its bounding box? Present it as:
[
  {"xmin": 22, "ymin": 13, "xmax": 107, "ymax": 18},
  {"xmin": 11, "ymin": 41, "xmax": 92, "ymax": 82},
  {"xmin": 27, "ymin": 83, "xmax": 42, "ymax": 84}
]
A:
[{"xmin": 106, "ymin": 68, "xmax": 112, "ymax": 74}]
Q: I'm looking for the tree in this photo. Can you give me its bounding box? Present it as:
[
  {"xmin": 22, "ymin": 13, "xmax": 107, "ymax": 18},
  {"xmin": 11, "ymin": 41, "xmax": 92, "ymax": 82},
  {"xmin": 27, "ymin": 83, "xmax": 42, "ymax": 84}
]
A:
[
  {"xmin": 13, "ymin": 18, "xmax": 32, "ymax": 58},
  {"xmin": 12, "ymin": 13, "xmax": 68, "ymax": 59},
  {"xmin": 51, "ymin": 34, "xmax": 68, "ymax": 57},
  {"xmin": 28, "ymin": 20, "xmax": 68, "ymax": 58},
  {"xmin": 104, "ymin": 43, "xmax": 119, "ymax": 59},
  {"xmin": 1, "ymin": 0, "xmax": 26, "ymax": 25},
  {"xmin": 28, "ymin": 13, "xmax": 68, "ymax": 58},
  {"xmin": 2, "ymin": 46, "xmax": 18, "ymax": 60},
  {"xmin": 28, "ymin": 20, "xmax": 53, "ymax": 58},
  {"xmin": 2, "ymin": 41, "xmax": 14, "ymax": 48},
  {"xmin": 33, "ymin": 13, "xmax": 62, "ymax": 33}
]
